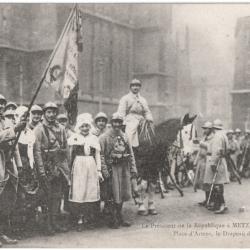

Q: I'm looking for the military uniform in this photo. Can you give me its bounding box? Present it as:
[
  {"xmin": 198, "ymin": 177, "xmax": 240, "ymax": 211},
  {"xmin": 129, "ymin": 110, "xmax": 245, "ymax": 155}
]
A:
[
  {"xmin": 204, "ymin": 119, "xmax": 229, "ymax": 214},
  {"xmin": 117, "ymin": 80, "xmax": 153, "ymax": 148},
  {"xmin": 227, "ymin": 130, "xmax": 239, "ymax": 168},
  {"xmin": 0, "ymin": 95, "xmax": 22, "ymax": 245},
  {"xmin": 9, "ymin": 106, "xmax": 40, "ymax": 237},
  {"xmin": 33, "ymin": 103, "xmax": 70, "ymax": 234},
  {"xmin": 193, "ymin": 121, "xmax": 213, "ymax": 206},
  {"xmin": 99, "ymin": 113, "xmax": 137, "ymax": 228},
  {"xmin": 194, "ymin": 133, "xmax": 214, "ymax": 191}
]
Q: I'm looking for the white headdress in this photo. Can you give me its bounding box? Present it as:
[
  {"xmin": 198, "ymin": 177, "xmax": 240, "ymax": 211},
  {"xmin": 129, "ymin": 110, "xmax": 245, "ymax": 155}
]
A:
[
  {"xmin": 15, "ymin": 106, "xmax": 28, "ymax": 124},
  {"xmin": 75, "ymin": 113, "xmax": 93, "ymax": 134}
]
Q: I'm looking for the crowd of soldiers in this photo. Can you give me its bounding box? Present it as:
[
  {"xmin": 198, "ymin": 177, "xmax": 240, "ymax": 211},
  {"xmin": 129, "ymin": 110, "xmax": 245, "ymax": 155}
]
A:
[
  {"xmin": 194, "ymin": 121, "xmax": 250, "ymax": 215},
  {"xmin": 0, "ymin": 77, "xmax": 249, "ymax": 247},
  {"xmin": 0, "ymin": 78, "xmax": 156, "ymax": 246}
]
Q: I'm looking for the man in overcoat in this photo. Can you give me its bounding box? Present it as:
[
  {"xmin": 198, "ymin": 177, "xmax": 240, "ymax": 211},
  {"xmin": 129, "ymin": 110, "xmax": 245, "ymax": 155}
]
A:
[
  {"xmin": 33, "ymin": 102, "xmax": 70, "ymax": 235},
  {"xmin": 193, "ymin": 121, "xmax": 214, "ymax": 206},
  {"xmin": 99, "ymin": 113, "xmax": 137, "ymax": 229},
  {"xmin": 203, "ymin": 119, "xmax": 229, "ymax": 214}
]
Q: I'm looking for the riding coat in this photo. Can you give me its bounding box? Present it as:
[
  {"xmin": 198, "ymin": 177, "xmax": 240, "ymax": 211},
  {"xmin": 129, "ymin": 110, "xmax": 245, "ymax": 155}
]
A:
[
  {"xmin": 204, "ymin": 130, "xmax": 230, "ymax": 185},
  {"xmin": 117, "ymin": 92, "xmax": 153, "ymax": 147}
]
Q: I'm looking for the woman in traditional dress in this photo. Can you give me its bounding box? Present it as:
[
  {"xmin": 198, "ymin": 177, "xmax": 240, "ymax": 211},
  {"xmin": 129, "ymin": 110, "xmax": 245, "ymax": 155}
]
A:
[{"xmin": 68, "ymin": 113, "xmax": 103, "ymax": 230}]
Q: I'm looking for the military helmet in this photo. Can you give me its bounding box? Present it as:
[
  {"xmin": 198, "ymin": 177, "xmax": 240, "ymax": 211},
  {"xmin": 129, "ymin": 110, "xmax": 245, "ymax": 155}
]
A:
[
  {"xmin": 213, "ymin": 119, "xmax": 223, "ymax": 130},
  {"xmin": 57, "ymin": 113, "xmax": 68, "ymax": 122},
  {"xmin": 235, "ymin": 128, "xmax": 241, "ymax": 133},
  {"xmin": 30, "ymin": 104, "xmax": 43, "ymax": 114},
  {"xmin": 226, "ymin": 129, "xmax": 234, "ymax": 134},
  {"xmin": 111, "ymin": 112, "xmax": 123, "ymax": 122},
  {"xmin": 0, "ymin": 94, "xmax": 7, "ymax": 105},
  {"xmin": 130, "ymin": 78, "xmax": 141, "ymax": 86},
  {"xmin": 201, "ymin": 121, "xmax": 212, "ymax": 129},
  {"xmin": 43, "ymin": 102, "xmax": 58, "ymax": 112},
  {"xmin": 94, "ymin": 112, "xmax": 108, "ymax": 123},
  {"xmin": 5, "ymin": 101, "xmax": 17, "ymax": 110}
]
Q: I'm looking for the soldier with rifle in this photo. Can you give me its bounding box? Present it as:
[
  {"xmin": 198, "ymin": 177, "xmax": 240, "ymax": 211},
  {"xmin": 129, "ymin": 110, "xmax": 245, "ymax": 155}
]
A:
[
  {"xmin": 193, "ymin": 121, "xmax": 214, "ymax": 206},
  {"xmin": 33, "ymin": 102, "xmax": 70, "ymax": 235},
  {"xmin": 0, "ymin": 94, "xmax": 27, "ymax": 246},
  {"xmin": 203, "ymin": 119, "xmax": 229, "ymax": 214},
  {"xmin": 239, "ymin": 130, "xmax": 250, "ymax": 176},
  {"xmin": 226, "ymin": 129, "xmax": 241, "ymax": 183}
]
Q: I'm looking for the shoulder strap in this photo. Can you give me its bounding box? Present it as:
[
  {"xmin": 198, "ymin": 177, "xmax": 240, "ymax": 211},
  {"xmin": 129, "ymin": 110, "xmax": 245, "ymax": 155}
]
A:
[
  {"xmin": 43, "ymin": 124, "xmax": 62, "ymax": 149},
  {"xmin": 43, "ymin": 124, "xmax": 52, "ymax": 151},
  {"xmin": 47, "ymin": 125, "xmax": 63, "ymax": 147}
]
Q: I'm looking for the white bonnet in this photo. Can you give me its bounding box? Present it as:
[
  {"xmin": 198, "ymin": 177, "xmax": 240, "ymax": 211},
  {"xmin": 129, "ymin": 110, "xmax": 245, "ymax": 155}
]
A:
[
  {"xmin": 15, "ymin": 105, "xmax": 28, "ymax": 123},
  {"xmin": 75, "ymin": 113, "xmax": 93, "ymax": 133}
]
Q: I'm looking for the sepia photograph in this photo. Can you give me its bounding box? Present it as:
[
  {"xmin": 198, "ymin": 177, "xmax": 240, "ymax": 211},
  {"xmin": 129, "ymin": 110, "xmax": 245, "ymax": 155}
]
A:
[{"xmin": 0, "ymin": 2, "xmax": 249, "ymax": 248}]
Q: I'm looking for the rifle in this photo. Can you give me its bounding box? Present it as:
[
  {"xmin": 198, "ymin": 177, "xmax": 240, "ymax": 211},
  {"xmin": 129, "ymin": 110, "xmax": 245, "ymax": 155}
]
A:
[
  {"xmin": 226, "ymin": 153, "xmax": 241, "ymax": 184},
  {"xmin": 206, "ymin": 158, "xmax": 221, "ymax": 206},
  {"xmin": 193, "ymin": 150, "xmax": 201, "ymax": 192},
  {"xmin": 239, "ymin": 142, "xmax": 249, "ymax": 173}
]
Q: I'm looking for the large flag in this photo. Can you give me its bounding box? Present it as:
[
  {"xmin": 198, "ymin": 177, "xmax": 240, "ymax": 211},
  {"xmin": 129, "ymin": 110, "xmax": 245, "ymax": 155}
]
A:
[{"xmin": 43, "ymin": 5, "xmax": 82, "ymax": 125}]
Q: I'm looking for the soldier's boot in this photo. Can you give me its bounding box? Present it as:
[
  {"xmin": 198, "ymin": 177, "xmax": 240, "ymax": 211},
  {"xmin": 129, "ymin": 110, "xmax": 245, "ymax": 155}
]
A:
[
  {"xmin": 52, "ymin": 215, "xmax": 68, "ymax": 233},
  {"xmin": 198, "ymin": 191, "xmax": 209, "ymax": 206},
  {"xmin": 0, "ymin": 216, "xmax": 17, "ymax": 245},
  {"xmin": 148, "ymin": 183, "xmax": 158, "ymax": 215},
  {"xmin": 0, "ymin": 224, "xmax": 17, "ymax": 245},
  {"xmin": 103, "ymin": 201, "xmax": 112, "ymax": 215},
  {"xmin": 0, "ymin": 235, "xmax": 18, "ymax": 245},
  {"xmin": 109, "ymin": 204, "xmax": 120, "ymax": 229},
  {"xmin": 214, "ymin": 185, "xmax": 228, "ymax": 214},
  {"xmin": 45, "ymin": 214, "xmax": 55, "ymax": 236},
  {"xmin": 117, "ymin": 203, "xmax": 131, "ymax": 227},
  {"xmin": 208, "ymin": 186, "xmax": 220, "ymax": 211},
  {"xmin": 137, "ymin": 180, "xmax": 148, "ymax": 216},
  {"xmin": 207, "ymin": 188, "xmax": 216, "ymax": 210}
]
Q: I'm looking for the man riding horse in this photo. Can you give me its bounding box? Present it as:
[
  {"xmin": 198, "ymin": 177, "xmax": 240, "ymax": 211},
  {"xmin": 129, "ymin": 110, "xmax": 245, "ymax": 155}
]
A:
[{"xmin": 117, "ymin": 78, "xmax": 157, "ymax": 216}]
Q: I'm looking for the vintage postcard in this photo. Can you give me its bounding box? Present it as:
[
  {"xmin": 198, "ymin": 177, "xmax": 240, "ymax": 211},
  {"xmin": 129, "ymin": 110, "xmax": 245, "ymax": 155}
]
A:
[{"xmin": 0, "ymin": 2, "xmax": 248, "ymax": 248}]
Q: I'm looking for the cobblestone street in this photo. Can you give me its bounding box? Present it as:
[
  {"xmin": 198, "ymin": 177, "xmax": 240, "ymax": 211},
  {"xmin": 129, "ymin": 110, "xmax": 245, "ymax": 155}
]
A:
[{"xmin": 16, "ymin": 180, "xmax": 250, "ymax": 248}]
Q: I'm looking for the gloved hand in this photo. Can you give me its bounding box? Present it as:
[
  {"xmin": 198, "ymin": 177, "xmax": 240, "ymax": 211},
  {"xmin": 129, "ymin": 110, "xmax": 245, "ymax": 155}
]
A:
[
  {"xmin": 102, "ymin": 169, "xmax": 110, "ymax": 179},
  {"xmin": 211, "ymin": 165, "xmax": 217, "ymax": 173},
  {"xmin": 98, "ymin": 171, "xmax": 104, "ymax": 182}
]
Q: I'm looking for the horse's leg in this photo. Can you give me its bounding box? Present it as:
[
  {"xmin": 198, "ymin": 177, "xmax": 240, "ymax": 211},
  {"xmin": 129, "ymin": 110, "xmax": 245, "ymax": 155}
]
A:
[
  {"xmin": 148, "ymin": 181, "xmax": 158, "ymax": 215},
  {"xmin": 137, "ymin": 179, "xmax": 147, "ymax": 216},
  {"xmin": 174, "ymin": 162, "xmax": 180, "ymax": 185}
]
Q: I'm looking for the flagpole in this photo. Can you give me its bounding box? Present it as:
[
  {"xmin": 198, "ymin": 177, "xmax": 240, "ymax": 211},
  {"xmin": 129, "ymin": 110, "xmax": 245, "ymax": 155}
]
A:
[{"xmin": 8, "ymin": 4, "xmax": 78, "ymax": 160}]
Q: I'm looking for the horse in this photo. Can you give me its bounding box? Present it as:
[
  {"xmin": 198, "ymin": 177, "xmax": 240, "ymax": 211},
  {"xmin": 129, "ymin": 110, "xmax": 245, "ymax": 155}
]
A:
[
  {"xmin": 133, "ymin": 114, "xmax": 197, "ymax": 215},
  {"xmin": 171, "ymin": 121, "xmax": 199, "ymax": 187}
]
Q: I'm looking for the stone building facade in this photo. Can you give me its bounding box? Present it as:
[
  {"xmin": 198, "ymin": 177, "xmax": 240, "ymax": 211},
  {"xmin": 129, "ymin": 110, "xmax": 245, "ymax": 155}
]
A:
[
  {"xmin": 232, "ymin": 16, "xmax": 250, "ymax": 130},
  {"xmin": 0, "ymin": 3, "xmax": 191, "ymax": 124}
]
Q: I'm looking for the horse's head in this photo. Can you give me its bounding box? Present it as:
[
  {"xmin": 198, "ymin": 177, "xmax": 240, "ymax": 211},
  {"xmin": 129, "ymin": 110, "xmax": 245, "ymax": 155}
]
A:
[
  {"xmin": 182, "ymin": 113, "xmax": 197, "ymax": 127},
  {"xmin": 178, "ymin": 122, "xmax": 198, "ymax": 157}
]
